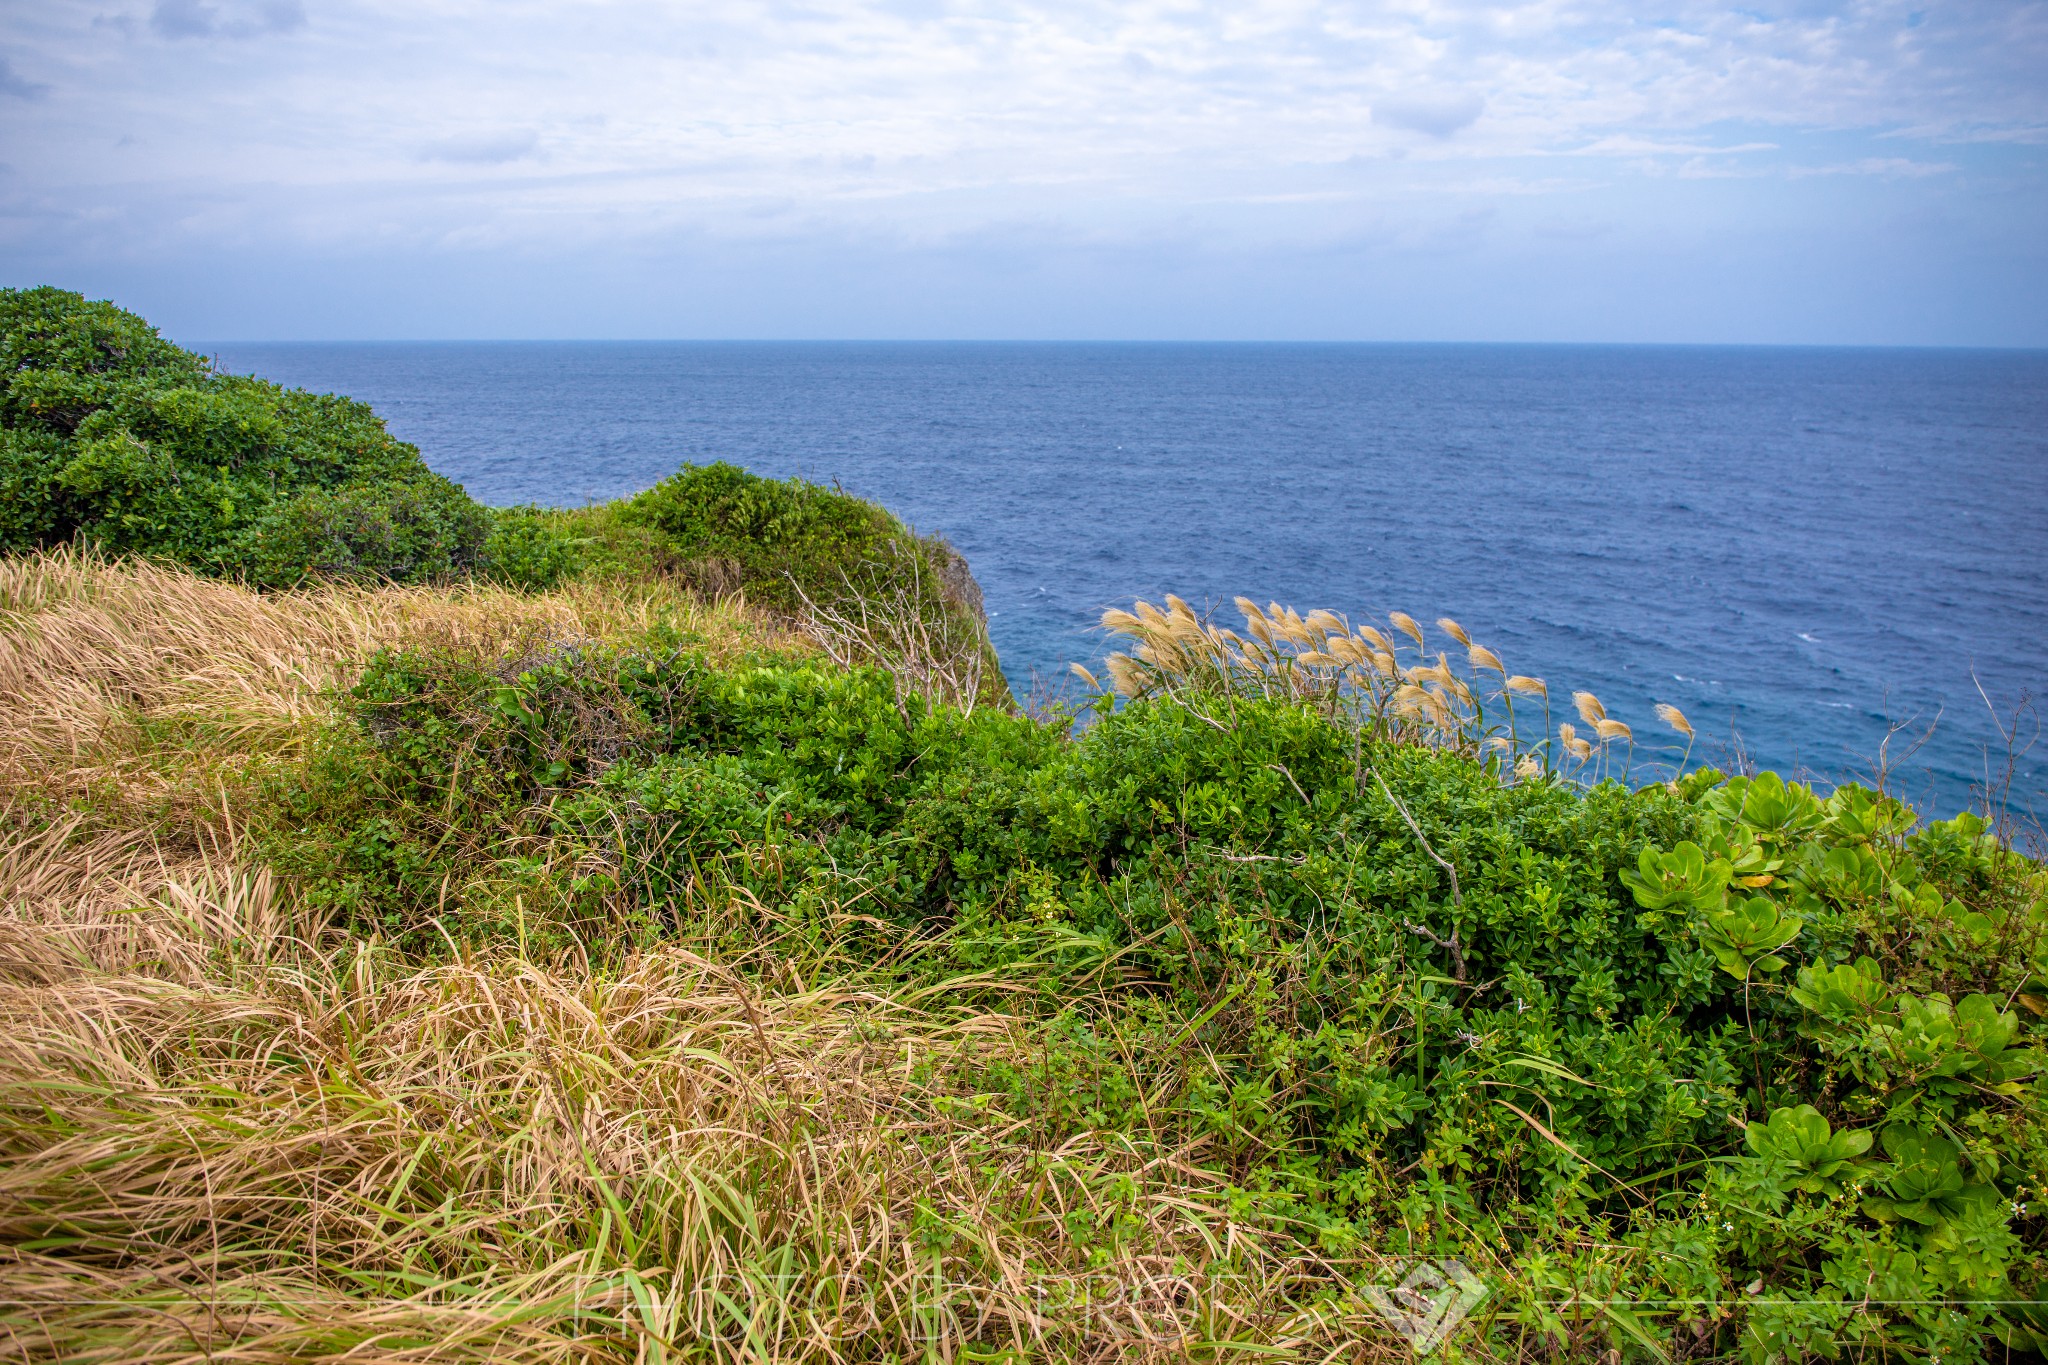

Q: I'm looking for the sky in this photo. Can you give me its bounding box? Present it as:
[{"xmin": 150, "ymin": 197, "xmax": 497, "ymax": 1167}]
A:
[{"xmin": 2, "ymin": 0, "xmax": 2045, "ymax": 343}]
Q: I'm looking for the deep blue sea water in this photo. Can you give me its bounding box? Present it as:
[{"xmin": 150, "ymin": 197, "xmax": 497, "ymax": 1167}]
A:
[{"xmin": 207, "ymin": 341, "xmax": 2048, "ymax": 823}]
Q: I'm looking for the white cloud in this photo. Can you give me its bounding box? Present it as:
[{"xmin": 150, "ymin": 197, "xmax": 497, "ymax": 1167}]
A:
[
  {"xmin": 1787, "ymin": 156, "xmax": 1959, "ymax": 178},
  {"xmin": 418, "ymin": 129, "xmax": 541, "ymax": 166},
  {"xmin": 1374, "ymin": 92, "xmax": 1486, "ymax": 138},
  {"xmin": 148, "ymin": 0, "xmax": 306, "ymax": 40},
  {"xmin": 1573, "ymin": 137, "xmax": 1780, "ymax": 158},
  {"xmin": 0, "ymin": 54, "xmax": 48, "ymax": 100},
  {"xmin": 0, "ymin": 0, "xmax": 2041, "ymax": 339}
]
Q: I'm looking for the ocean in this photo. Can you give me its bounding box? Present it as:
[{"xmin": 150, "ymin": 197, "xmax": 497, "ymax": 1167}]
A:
[{"xmin": 206, "ymin": 341, "xmax": 2048, "ymax": 823}]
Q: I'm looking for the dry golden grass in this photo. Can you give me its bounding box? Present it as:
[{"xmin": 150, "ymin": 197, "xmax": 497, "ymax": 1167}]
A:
[
  {"xmin": 0, "ymin": 548, "xmax": 805, "ymax": 822},
  {"xmin": 0, "ymin": 820, "xmax": 1396, "ymax": 1363}
]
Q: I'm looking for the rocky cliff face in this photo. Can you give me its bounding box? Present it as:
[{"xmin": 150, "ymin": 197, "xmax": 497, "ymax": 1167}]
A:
[{"xmin": 922, "ymin": 535, "xmax": 986, "ymax": 625}]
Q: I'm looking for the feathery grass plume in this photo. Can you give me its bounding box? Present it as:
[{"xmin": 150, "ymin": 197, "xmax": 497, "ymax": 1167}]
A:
[
  {"xmin": 1104, "ymin": 652, "xmax": 1151, "ymax": 697},
  {"xmin": 1236, "ymin": 599, "xmax": 1275, "ymax": 649},
  {"xmin": 1083, "ymin": 589, "xmax": 1664, "ymax": 782},
  {"xmin": 1274, "ymin": 609, "xmax": 1315, "ymax": 647},
  {"xmin": 1572, "ymin": 690, "xmax": 1607, "ymax": 725},
  {"xmin": 1394, "ymin": 683, "xmax": 1432, "ymax": 715},
  {"xmin": 1423, "ymin": 689, "xmax": 1461, "ymax": 729},
  {"xmin": 1069, "ymin": 662, "xmax": 1100, "ymax": 689},
  {"xmin": 1514, "ymin": 754, "xmax": 1543, "ymax": 779},
  {"xmin": 1559, "ymin": 721, "xmax": 1579, "ymax": 750},
  {"xmin": 1655, "ymin": 701, "xmax": 1698, "ymax": 780},
  {"xmin": 1595, "ymin": 717, "xmax": 1633, "ymax": 744}
]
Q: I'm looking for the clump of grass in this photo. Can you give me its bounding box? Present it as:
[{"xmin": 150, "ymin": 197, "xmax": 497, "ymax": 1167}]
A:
[
  {"xmin": 0, "ymin": 546, "xmax": 804, "ymax": 823},
  {"xmin": 1079, "ymin": 594, "xmax": 1700, "ymax": 783}
]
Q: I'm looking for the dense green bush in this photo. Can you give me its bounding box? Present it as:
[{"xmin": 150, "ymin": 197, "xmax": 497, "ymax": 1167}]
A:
[
  {"xmin": 0, "ymin": 287, "xmax": 487, "ymax": 585},
  {"xmin": 616, "ymin": 461, "xmax": 1001, "ymax": 703},
  {"xmin": 258, "ymin": 627, "xmax": 2047, "ymax": 1359},
  {"xmin": 479, "ymin": 505, "xmax": 589, "ymax": 590},
  {"xmin": 619, "ymin": 460, "xmax": 907, "ymax": 611}
]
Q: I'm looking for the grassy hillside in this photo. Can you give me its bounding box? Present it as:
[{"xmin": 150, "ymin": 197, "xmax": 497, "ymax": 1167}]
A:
[{"xmin": 0, "ymin": 293, "xmax": 2043, "ymax": 1363}]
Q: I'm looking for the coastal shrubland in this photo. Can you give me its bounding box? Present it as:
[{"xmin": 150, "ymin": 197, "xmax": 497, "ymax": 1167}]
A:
[
  {"xmin": 0, "ymin": 292, "xmax": 2044, "ymax": 1362},
  {"xmin": 0, "ymin": 288, "xmax": 990, "ymax": 694}
]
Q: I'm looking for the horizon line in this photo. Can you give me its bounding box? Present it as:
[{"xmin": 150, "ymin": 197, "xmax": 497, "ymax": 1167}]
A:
[{"xmin": 198, "ymin": 337, "xmax": 2048, "ymax": 352}]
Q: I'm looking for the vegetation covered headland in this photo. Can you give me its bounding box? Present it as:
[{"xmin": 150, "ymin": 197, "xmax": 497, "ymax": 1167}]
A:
[{"xmin": 0, "ymin": 286, "xmax": 2042, "ymax": 1363}]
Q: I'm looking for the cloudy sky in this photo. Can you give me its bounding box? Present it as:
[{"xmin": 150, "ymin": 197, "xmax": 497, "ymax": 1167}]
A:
[{"xmin": 3, "ymin": 0, "xmax": 2044, "ymax": 341}]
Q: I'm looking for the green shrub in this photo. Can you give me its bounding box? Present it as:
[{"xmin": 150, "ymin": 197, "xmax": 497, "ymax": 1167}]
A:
[
  {"xmin": 479, "ymin": 506, "xmax": 588, "ymax": 590},
  {"xmin": 618, "ymin": 461, "xmax": 1002, "ymax": 706},
  {"xmin": 239, "ymin": 477, "xmax": 489, "ymax": 587},
  {"xmin": 619, "ymin": 460, "xmax": 904, "ymax": 611},
  {"xmin": 0, "ymin": 286, "xmax": 486, "ymax": 585}
]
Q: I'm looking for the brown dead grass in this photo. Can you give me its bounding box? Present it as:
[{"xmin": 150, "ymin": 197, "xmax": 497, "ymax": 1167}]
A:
[
  {"xmin": 0, "ymin": 548, "xmax": 805, "ymax": 823},
  {"xmin": 0, "ymin": 824, "xmax": 1378, "ymax": 1364}
]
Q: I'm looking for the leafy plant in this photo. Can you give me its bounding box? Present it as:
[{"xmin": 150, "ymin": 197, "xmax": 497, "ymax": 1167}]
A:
[
  {"xmin": 1699, "ymin": 895, "xmax": 1803, "ymax": 980},
  {"xmin": 1864, "ymin": 1125, "xmax": 1996, "ymax": 1226},
  {"xmin": 1742, "ymin": 1103, "xmax": 1873, "ymax": 1195}
]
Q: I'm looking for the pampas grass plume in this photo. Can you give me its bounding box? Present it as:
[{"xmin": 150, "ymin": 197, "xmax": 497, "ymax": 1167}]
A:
[
  {"xmin": 1655, "ymin": 703, "xmax": 1694, "ymax": 738},
  {"xmin": 1304, "ymin": 609, "xmax": 1345, "ymax": 637}
]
